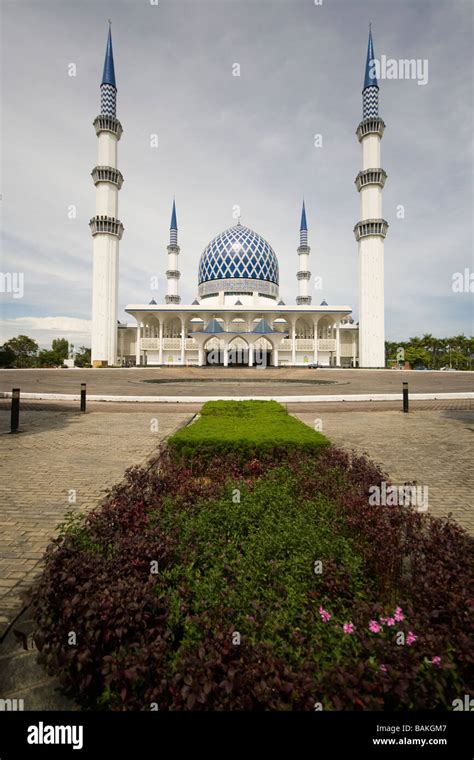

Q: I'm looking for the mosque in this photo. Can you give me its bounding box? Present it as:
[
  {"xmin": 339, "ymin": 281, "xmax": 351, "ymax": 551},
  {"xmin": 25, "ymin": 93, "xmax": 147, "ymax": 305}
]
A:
[{"xmin": 90, "ymin": 26, "xmax": 388, "ymax": 368}]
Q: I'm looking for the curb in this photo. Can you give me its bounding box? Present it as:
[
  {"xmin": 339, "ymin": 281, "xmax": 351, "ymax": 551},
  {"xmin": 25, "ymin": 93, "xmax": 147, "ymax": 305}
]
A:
[{"xmin": 1, "ymin": 392, "xmax": 473, "ymax": 403}]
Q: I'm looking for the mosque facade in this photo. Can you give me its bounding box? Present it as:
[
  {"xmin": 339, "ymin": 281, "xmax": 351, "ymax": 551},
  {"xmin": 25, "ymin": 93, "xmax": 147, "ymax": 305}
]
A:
[{"xmin": 90, "ymin": 27, "xmax": 387, "ymax": 368}]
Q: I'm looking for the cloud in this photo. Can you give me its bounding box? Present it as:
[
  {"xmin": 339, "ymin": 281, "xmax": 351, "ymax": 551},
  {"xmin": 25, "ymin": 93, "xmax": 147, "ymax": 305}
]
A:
[
  {"xmin": 0, "ymin": 317, "xmax": 91, "ymax": 349},
  {"xmin": 1, "ymin": 0, "xmax": 472, "ymax": 342}
]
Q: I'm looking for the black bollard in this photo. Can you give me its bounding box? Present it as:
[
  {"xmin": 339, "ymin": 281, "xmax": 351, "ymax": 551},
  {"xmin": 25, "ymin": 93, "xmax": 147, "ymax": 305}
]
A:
[
  {"xmin": 402, "ymin": 381, "xmax": 409, "ymax": 413},
  {"xmin": 11, "ymin": 388, "xmax": 20, "ymax": 433},
  {"xmin": 80, "ymin": 383, "xmax": 86, "ymax": 413}
]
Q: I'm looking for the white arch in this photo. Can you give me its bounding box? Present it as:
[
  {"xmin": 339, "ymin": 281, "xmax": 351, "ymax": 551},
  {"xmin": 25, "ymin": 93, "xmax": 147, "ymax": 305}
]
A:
[
  {"xmin": 295, "ymin": 317, "xmax": 313, "ymax": 339},
  {"xmin": 163, "ymin": 317, "xmax": 181, "ymax": 338}
]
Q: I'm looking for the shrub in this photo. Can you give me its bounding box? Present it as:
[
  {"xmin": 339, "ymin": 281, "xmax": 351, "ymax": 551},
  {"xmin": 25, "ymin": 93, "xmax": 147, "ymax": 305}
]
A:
[
  {"xmin": 32, "ymin": 446, "xmax": 473, "ymax": 710},
  {"xmin": 168, "ymin": 400, "xmax": 329, "ymax": 461}
]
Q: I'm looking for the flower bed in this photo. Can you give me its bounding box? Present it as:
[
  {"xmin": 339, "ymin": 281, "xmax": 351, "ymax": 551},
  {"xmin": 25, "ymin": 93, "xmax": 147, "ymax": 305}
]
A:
[{"xmin": 31, "ymin": 402, "xmax": 473, "ymax": 710}]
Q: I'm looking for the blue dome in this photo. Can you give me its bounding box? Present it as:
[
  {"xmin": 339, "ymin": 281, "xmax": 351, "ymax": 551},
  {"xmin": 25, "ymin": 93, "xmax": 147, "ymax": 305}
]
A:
[{"xmin": 198, "ymin": 223, "xmax": 279, "ymax": 292}]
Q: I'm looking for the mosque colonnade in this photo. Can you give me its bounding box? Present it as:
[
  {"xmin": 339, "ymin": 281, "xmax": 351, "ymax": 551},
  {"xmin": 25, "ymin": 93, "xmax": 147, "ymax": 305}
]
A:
[{"xmin": 118, "ymin": 311, "xmax": 358, "ymax": 367}]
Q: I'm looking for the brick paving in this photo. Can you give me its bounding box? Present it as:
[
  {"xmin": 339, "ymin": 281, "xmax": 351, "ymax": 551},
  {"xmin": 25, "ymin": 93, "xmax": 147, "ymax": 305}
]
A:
[
  {"xmin": 0, "ymin": 606, "xmax": 77, "ymax": 710},
  {"xmin": 1, "ymin": 398, "xmax": 472, "ymax": 416},
  {"xmin": 295, "ymin": 408, "xmax": 474, "ymax": 534},
  {"xmin": 0, "ymin": 408, "xmax": 193, "ymax": 636}
]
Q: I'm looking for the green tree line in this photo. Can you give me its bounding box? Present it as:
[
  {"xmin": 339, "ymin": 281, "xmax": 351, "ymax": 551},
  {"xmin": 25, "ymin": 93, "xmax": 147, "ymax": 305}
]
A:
[
  {"xmin": 385, "ymin": 334, "xmax": 474, "ymax": 370},
  {"xmin": 0, "ymin": 336, "xmax": 91, "ymax": 368}
]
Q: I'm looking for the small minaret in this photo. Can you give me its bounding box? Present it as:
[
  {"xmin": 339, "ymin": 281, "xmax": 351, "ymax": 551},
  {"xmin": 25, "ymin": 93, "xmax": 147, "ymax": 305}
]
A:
[
  {"xmin": 90, "ymin": 25, "xmax": 124, "ymax": 367},
  {"xmin": 296, "ymin": 200, "xmax": 311, "ymax": 305},
  {"xmin": 354, "ymin": 27, "xmax": 388, "ymax": 367},
  {"xmin": 166, "ymin": 199, "xmax": 181, "ymax": 304}
]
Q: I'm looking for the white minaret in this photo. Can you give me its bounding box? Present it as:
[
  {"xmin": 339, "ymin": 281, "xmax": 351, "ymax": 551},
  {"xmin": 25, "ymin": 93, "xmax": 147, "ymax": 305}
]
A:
[
  {"xmin": 90, "ymin": 25, "xmax": 124, "ymax": 367},
  {"xmin": 165, "ymin": 199, "xmax": 181, "ymax": 304},
  {"xmin": 354, "ymin": 27, "xmax": 388, "ymax": 367},
  {"xmin": 296, "ymin": 200, "xmax": 312, "ymax": 305}
]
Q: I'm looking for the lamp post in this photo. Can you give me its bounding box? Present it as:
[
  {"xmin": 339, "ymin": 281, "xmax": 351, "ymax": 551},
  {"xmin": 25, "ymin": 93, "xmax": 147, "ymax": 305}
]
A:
[{"xmin": 446, "ymin": 344, "xmax": 452, "ymax": 369}]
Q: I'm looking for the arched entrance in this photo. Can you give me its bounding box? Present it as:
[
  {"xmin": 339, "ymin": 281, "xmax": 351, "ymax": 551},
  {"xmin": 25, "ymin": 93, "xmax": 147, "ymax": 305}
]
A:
[
  {"xmin": 203, "ymin": 337, "xmax": 223, "ymax": 366},
  {"xmin": 253, "ymin": 337, "xmax": 273, "ymax": 367},
  {"xmin": 228, "ymin": 336, "xmax": 249, "ymax": 366}
]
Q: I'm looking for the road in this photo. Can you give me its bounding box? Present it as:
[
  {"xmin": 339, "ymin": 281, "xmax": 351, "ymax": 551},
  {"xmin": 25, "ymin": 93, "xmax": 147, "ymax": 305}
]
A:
[{"xmin": 0, "ymin": 367, "xmax": 472, "ymax": 398}]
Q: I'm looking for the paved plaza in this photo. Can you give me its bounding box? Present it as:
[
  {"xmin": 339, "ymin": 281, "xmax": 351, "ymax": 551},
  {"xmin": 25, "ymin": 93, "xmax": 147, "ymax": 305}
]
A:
[
  {"xmin": 295, "ymin": 406, "xmax": 474, "ymax": 534},
  {"xmin": 0, "ymin": 407, "xmax": 193, "ymax": 636},
  {"xmin": 1, "ymin": 366, "xmax": 473, "ymax": 398}
]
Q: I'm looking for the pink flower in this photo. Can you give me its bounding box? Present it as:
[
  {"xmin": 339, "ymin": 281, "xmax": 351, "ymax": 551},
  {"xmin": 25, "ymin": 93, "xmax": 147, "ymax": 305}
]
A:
[
  {"xmin": 394, "ymin": 607, "xmax": 404, "ymax": 622},
  {"xmin": 380, "ymin": 664, "xmax": 388, "ymax": 673},
  {"xmin": 343, "ymin": 622, "xmax": 354, "ymax": 634},
  {"xmin": 319, "ymin": 607, "xmax": 331, "ymax": 622},
  {"xmin": 386, "ymin": 617, "xmax": 395, "ymax": 626},
  {"xmin": 369, "ymin": 620, "xmax": 381, "ymax": 633},
  {"xmin": 379, "ymin": 617, "xmax": 388, "ymax": 625},
  {"xmin": 431, "ymin": 656, "xmax": 441, "ymax": 666},
  {"xmin": 406, "ymin": 631, "xmax": 417, "ymax": 646}
]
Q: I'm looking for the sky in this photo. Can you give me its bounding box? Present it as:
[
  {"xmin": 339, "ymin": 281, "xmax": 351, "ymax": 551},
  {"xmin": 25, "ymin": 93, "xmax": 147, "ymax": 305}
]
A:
[{"xmin": 0, "ymin": 0, "xmax": 473, "ymax": 348}]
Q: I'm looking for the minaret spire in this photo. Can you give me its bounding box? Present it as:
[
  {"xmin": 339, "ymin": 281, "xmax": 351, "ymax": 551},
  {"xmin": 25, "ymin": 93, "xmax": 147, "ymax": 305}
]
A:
[
  {"xmin": 90, "ymin": 25, "xmax": 124, "ymax": 367},
  {"xmin": 296, "ymin": 199, "xmax": 311, "ymax": 305},
  {"xmin": 166, "ymin": 199, "xmax": 181, "ymax": 304},
  {"xmin": 170, "ymin": 198, "xmax": 178, "ymax": 244},
  {"xmin": 300, "ymin": 199, "xmax": 308, "ymax": 244},
  {"xmin": 354, "ymin": 26, "xmax": 388, "ymax": 367},
  {"xmin": 100, "ymin": 24, "xmax": 117, "ymax": 116},
  {"xmin": 362, "ymin": 25, "xmax": 379, "ymax": 119}
]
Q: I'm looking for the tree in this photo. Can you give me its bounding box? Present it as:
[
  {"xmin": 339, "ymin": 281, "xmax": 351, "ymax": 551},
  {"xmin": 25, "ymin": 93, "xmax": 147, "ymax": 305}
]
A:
[
  {"xmin": 450, "ymin": 349, "xmax": 467, "ymax": 370},
  {"xmin": 38, "ymin": 349, "xmax": 63, "ymax": 368},
  {"xmin": 384, "ymin": 341, "xmax": 399, "ymax": 361},
  {"xmin": 51, "ymin": 338, "xmax": 69, "ymax": 361},
  {"xmin": 0, "ymin": 344, "xmax": 15, "ymax": 368},
  {"xmin": 420, "ymin": 333, "xmax": 437, "ymax": 368},
  {"xmin": 404, "ymin": 346, "xmax": 431, "ymax": 368},
  {"xmin": 74, "ymin": 346, "xmax": 91, "ymax": 368},
  {"xmin": 3, "ymin": 335, "xmax": 39, "ymax": 368}
]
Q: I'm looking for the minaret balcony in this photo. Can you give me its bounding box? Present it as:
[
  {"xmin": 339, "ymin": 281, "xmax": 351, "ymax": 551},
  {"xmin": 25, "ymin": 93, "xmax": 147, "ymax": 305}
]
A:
[
  {"xmin": 91, "ymin": 166, "xmax": 124, "ymax": 189},
  {"xmin": 167, "ymin": 244, "xmax": 180, "ymax": 254},
  {"xmin": 353, "ymin": 218, "xmax": 389, "ymax": 241},
  {"xmin": 296, "ymin": 296, "xmax": 312, "ymax": 305},
  {"xmin": 297, "ymin": 245, "xmax": 311, "ymax": 255},
  {"xmin": 355, "ymin": 168, "xmax": 387, "ymax": 192},
  {"xmin": 166, "ymin": 270, "xmax": 181, "ymax": 279},
  {"xmin": 297, "ymin": 271, "xmax": 311, "ymax": 280},
  {"xmin": 93, "ymin": 115, "xmax": 123, "ymax": 140},
  {"xmin": 165, "ymin": 295, "xmax": 181, "ymax": 304},
  {"xmin": 356, "ymin": 117, "xmax": 385, "ymax": 142},
  {"xmin": 89, "ymin": 215, "xmax": 124, "ymax": 239}
]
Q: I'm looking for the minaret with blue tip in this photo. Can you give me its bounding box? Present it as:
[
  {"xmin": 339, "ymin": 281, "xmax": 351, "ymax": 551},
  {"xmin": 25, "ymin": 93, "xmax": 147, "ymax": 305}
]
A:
[
  {"xmin": 296, "ymin": 200, "xmax": 312, "ymax": 305},
  {"xmin": 166, "ymin": 199, "xmax": 181, "ymax": 304},
  {"xmin": 354, "ymin": 26, "xmax": 388, "ymax": 367},
  {"xmin": 90, "ymin": 24, "xmax": 124, "ymax": 367}
]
